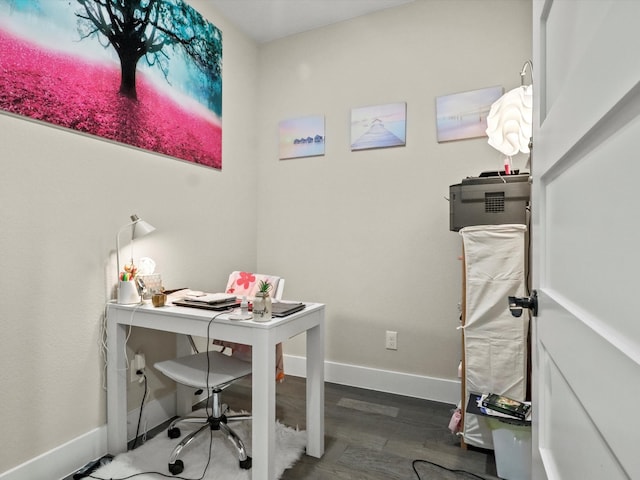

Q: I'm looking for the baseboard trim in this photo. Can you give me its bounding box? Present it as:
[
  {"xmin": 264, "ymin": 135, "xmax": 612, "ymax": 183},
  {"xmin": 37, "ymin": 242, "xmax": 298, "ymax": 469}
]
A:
[
  {"xmin": 0, "ymin": 394, "xmax": 177, "ymax": 480},
  {"xmin": 0, "ymin": 425, "xmax": 107, "ymax": 480},
  {"xmin": 2, "ymin": 359, "xmax": 459, "ymax": 479},
  {"xmin": 284, "ymin": 354, "xmax": 460, "ymax": 405}
]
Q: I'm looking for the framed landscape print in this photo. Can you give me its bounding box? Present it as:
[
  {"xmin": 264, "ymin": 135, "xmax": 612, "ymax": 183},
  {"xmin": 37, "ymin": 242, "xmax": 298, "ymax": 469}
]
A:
[
  {"xmin": 351, "ymin": 102, "xmax": 406, "ymax": 151},
  {"xmin": 435, "ymin": 86, "xmax": 503, "ymax": 143},
  {"xmin": 0, "ymin": 0, "xmax": 224, "ymax": 169},
  {"xmin": 279, "ymin": 115, "xmax": 325, "ymax": 160}
]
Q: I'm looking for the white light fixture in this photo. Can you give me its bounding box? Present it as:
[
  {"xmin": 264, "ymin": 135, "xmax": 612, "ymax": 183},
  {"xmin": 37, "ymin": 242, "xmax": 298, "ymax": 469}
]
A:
[
  {"xmin": 485, "ymin": 61, "xmax": 533, "ymax": 173},
  {"xmin": 116, "ymin": 214, "xmax": 156, "ymax": 304}
]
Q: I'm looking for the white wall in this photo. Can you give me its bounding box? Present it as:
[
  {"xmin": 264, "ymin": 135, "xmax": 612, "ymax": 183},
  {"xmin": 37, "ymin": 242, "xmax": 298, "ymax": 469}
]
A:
[
  {"xmin": 0, "ymin": 0, "xmax": 532, "ymax": 477},
  {"xmin": 256, "ymin": 0, "xmax": 532, "ymax": 382},
  {"xmin": 0, "ymin": 2, "xmax": 259, "ymax": 475}
]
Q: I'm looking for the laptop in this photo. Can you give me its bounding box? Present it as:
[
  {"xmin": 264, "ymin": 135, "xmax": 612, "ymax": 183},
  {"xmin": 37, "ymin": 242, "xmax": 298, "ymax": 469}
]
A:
[
  {"xmin": 271, "ymin": 302, "xmax": 306, "ymax": 317},
  {"xmin": 173, "ymin": 298, "xmax": 305, "ymax": 316},
  {"xmin": 182, "ymin": 292, "xmax": 237, "ymax": 304},
  {"xmin": 172, "ymin": 298, "xmax": 241, "ymax": 311}
]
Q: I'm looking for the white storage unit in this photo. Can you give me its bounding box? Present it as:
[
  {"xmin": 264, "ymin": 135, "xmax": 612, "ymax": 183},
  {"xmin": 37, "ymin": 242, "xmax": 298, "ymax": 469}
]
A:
[{"xmin": 459, "ymin": 224, "xmax": 529, "ymax": 449}]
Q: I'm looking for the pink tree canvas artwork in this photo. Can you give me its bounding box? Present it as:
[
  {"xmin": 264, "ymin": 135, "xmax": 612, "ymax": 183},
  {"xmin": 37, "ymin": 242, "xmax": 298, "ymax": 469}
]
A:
[{"xmin": 0, "ymin": 0, "xmax": 223, "ymax": 169}]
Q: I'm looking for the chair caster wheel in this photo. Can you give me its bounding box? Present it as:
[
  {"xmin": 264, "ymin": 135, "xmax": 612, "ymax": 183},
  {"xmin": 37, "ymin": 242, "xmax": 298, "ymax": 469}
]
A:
[
  {"xmin": 168, "ymin": 427, "xmax": 181, "ymax": 439},
  {"xmin": 169, "ymin": 460, "xmax": 184, "ymax": 475},
  {"xmin": 239, "ymin": 456, "xmax": 252, "ymax": 469}
]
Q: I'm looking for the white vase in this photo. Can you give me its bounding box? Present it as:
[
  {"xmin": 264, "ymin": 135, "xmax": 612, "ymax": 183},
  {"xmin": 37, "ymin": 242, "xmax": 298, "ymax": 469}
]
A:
[{"xmin": 252, "ymin": 292, "xmax": 272, "ymax": 322}]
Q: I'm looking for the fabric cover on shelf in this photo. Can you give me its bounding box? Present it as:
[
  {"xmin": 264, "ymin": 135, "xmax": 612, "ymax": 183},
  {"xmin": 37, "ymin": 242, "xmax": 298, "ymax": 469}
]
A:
[{"xmin": 460, "ymin": 224, "xmax": 529, "ymax": 449}]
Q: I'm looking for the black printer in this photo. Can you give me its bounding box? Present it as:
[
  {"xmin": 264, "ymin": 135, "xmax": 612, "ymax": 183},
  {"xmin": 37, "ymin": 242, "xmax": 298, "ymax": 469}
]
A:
[{"xmin": 449, "ymin": 171, "xmax": 531, "ymax": 232}]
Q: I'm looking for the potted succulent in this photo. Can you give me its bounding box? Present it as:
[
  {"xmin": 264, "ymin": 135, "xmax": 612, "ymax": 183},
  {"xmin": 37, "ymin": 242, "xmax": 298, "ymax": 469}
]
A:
[{"xmin": 253, "ymin": 280, "xmax": 273, "ymax": 321}]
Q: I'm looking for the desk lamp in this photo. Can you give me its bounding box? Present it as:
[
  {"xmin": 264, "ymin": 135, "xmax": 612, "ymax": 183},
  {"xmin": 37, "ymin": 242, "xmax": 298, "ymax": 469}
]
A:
[{"xmin": 116, "ymin": 214, "xmax": 156, "ymax": 304}]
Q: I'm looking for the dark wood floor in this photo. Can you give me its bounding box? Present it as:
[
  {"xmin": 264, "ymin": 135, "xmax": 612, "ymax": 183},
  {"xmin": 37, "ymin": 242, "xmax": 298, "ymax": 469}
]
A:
[
  {"xmin": 68, "ymin": 376, "xmax": 499, "ymax": 479},
  {"xmin": 223, "ymin": 376, "xmax": 499, "ymax": 480}
]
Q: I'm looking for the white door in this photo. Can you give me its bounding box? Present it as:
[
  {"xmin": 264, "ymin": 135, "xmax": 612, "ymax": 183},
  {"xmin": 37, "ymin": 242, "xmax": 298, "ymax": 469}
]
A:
[{"xmin": 532, "ymin": 1, "xmax": 640, "ymax": 478}]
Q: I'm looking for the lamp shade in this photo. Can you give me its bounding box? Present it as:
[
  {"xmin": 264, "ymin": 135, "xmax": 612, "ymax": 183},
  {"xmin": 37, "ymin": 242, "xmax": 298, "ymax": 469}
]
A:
[
  {"xmin": 130, "ymin": 214, "xmax": 155, "ymax": 239},
  {"xmin": 485, "ymin": 84, "xmax": 533, "ymax": 157}
]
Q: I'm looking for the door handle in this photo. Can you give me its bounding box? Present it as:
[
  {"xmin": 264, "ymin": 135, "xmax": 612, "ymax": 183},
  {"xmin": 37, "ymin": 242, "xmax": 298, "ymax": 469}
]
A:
[{"xmin": 508, "ymin": 290, "xmax": 538, "ymax": 317}]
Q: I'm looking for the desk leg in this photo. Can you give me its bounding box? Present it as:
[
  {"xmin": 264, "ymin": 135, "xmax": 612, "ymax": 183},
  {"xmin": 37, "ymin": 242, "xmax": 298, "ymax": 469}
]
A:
[
  {"xmin": 252, "ymin": 332, "xmax": 276, "ymax": 480},
  {"xmin": 107, "ymin": 318, "xmax": 128, "ymax": 454},
  {"xmin": 306, "ymin": 319, "xmax": 325, "ymax": 458}
]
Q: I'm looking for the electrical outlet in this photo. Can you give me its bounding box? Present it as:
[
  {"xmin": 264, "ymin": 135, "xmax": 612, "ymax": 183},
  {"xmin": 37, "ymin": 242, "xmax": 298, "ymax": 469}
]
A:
[
  {"xmin": 130, "ymin": 353, "xmax": 146, "ymax": 383},
  {"xmin": 385, "ymin": 331, "xmax": 397, "ymax": 350}
]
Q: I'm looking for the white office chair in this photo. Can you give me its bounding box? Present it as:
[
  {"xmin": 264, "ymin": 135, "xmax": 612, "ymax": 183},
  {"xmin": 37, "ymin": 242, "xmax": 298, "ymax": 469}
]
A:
[
  {"xmin": 154, "ymin": 272, "xmax": 284, "ymax": 475},
  {"xmin": 155, "ymin": 352, "xmax": 253, "ymax": 474}
]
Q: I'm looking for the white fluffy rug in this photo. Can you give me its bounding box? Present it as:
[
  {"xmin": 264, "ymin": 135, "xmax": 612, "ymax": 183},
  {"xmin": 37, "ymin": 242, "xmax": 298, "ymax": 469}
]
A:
[{"xmin": 92, "ymin": 411, "xmax": 306, "ymax": 480}]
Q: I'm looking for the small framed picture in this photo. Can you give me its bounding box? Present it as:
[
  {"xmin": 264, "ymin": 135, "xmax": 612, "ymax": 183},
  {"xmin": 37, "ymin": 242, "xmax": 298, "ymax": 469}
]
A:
[
  {"xmin": 435, "ymin": 85, "xmax": 503, "ymax": 142},
  {"xmin": 351, "ymin": 102, "xmax": 406, "ymax": 151},
  {"xmin": 278, "ymin": 115, "xmax": 325, "ymax": 159}
]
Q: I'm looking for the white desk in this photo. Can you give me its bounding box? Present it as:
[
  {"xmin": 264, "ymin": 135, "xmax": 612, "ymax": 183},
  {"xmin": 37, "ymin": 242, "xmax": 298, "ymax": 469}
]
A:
[{"xmin": 106, "ymin": 301, "xmax": 325, "ymax": 480}]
